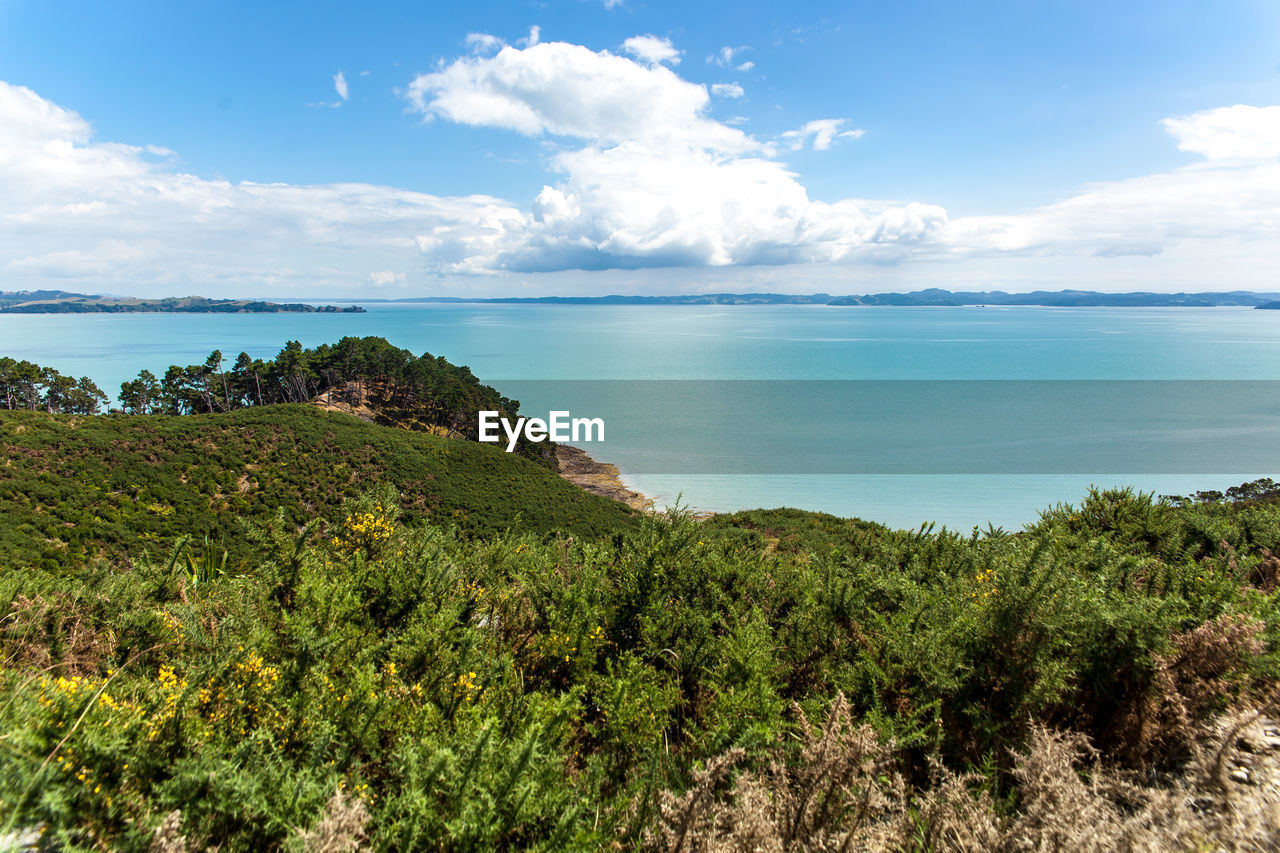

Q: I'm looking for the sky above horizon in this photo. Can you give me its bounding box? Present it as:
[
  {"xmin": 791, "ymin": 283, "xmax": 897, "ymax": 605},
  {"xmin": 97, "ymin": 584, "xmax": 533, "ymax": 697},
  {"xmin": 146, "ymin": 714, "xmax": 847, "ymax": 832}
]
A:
[{"xmin": 1, "ymin": 0, "xmax": 1278, "ymax": 298}]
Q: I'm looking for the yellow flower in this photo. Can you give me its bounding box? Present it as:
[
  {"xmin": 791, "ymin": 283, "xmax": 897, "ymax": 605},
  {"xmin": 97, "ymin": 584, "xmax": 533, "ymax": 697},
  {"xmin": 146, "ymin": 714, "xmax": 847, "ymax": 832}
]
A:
[{"xmin": 332, "ymin": 508, "xmax": 395, "ymax": 555}]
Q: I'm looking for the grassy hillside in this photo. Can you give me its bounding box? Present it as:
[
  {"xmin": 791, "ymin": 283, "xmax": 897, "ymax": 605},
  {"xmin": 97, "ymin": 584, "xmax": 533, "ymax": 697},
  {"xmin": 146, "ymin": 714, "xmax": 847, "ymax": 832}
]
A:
[{"xmin": 0, "ymin": 405, "xmax": 636, "ymax": 571}]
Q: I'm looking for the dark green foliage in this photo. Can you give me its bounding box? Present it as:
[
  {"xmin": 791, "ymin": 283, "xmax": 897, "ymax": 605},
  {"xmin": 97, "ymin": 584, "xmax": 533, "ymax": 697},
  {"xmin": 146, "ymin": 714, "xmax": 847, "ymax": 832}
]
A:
[
  {"xmin": 0, "ymin": 405, "xmax": 636, "ymax": 571},
  {"xmin": 0, "ymin": 484, "xmax": 1276, "ymax": 849},
  {"xmin": 1160, "ymin": 477, "xmax": 1280, "ymax": 508},
  {"xmin": 0, "ymin": 357, "xmax": 107, "ymax": 415},
  {"xmin": 121, "ymin": 335, "xmax": 502, "ymax": 418},
  {"xmin": 702, "ymin": 507, "xmax": 888, "ymax": 557},
  {"xmin": 117, "ymin": 336, "xmax": 550, "ymax": 464}
]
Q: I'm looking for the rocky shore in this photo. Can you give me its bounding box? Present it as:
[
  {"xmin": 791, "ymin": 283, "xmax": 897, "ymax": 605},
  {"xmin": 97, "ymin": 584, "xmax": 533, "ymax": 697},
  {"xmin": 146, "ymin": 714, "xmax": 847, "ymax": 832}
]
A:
[{"xmin": 555, "ymin": 444, "xmax": 652, "ymax": 511}]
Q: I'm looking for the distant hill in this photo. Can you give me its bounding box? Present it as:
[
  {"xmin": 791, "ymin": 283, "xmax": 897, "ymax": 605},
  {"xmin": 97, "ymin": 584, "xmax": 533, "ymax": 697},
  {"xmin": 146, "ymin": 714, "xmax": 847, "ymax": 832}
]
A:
[
  {"xmin": 0, "ymin": 289, "xmax": 88, "ymax": 304},
  {"xmin": 0, "ymin": 291, "xmax": 363, "ymax": 313},
  {"xmin": 352, "ymin": 292, "xmax": 837, "ymax": 305},
  {"xmin": 7, "ymin": 288, "xmax": 1274, "ymax": 309},
  {"xmin": 828, "ymin": 288, "xmax": 1280, "ymax": 307},
  {"xmin": 338, "ymin": 289, "xmax": 1280, "ymax": 307}
]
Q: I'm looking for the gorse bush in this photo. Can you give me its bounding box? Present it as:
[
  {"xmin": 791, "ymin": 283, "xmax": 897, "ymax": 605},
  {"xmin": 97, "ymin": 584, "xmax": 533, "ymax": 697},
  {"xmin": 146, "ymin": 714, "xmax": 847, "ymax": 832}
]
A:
[{"xmin": 1, "ymin": 484, "xmax": 1277, "ymax": 849}]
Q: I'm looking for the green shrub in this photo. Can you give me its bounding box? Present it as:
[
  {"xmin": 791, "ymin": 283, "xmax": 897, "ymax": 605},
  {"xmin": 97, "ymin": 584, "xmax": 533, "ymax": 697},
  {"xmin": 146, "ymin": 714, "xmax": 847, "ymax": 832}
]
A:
[{"xmin": 0, "ymin": 486, "xmax": 1276, "ymax": 848}]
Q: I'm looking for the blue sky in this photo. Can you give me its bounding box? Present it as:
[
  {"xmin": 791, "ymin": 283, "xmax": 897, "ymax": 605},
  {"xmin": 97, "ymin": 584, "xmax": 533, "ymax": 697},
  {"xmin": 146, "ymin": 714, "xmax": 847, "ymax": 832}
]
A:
[{"xmin": 1, "ymin": 0, "xmax": 1278, "ymax": 296}]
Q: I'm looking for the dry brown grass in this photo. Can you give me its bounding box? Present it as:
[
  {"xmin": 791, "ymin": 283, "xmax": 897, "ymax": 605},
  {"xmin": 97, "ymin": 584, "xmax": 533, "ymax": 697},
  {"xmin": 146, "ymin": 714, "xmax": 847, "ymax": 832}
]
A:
[
  {"xmin": 647, "ymin": 694, "xmax": 911, "ymax": 852},
  {"xmin": 1250, "ymin": 549, "xmax": 1280, "ymax": 593},
  {"xmin": 1, "ymin": 593, "xmax": 109, "ymax": 675},
  {"xmin": 148, "ymin": 810, "xmax": 187, "ymax": 853},
  {"xmin": 1111, "ymin": 613, "xmax": 1266, "ymax": 764},
  {"xmin": 145, "ymin": 789, "xmax": 370, "ymax": 852},
  {"xmin": 647, "ymin": 693, "xmax": 1280, "ymax": 853},
  {"xmin": 296, "ymin": 787, "xmax": 370, "ymax": 853}
]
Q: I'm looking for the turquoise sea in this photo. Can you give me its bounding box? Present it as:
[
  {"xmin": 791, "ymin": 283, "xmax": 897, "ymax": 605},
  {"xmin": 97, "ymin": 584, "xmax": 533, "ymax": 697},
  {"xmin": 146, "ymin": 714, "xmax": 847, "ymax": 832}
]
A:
[{"xmin": 2, "ymin": 303, "xmax": 1277, "ymax": 529}]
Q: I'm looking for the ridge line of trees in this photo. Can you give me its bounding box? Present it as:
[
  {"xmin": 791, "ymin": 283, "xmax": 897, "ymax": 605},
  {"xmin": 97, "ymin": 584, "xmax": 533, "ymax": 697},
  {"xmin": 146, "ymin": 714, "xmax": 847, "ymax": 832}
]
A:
[
  {"xmin": 118, "ymin": 337, "xmax": 506, "ymax": 420},
  {"xmin": 3, "ymin": 337, "xmax": 547, "ymax": 461},
  {"xmin": 114, "ymin": 336, "xmax": 548, "ymax": 461},
  {"xmin": 0, "ymin": 358, "xmax": 108, "ymax": 415}
]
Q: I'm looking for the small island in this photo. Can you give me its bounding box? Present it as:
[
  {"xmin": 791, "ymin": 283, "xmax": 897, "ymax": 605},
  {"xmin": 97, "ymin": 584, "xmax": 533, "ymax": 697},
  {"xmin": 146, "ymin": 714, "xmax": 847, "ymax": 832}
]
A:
[{"xmin": 0, "ymin": 290, "xmax": 364, "ymax": 314}]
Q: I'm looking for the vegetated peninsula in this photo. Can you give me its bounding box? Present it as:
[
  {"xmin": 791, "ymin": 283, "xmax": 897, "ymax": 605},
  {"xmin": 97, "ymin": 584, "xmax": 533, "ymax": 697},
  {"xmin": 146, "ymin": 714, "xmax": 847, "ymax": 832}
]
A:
[
  {"xmin": 0, "ymin": 290, "xmax": 364, "ymax": 313},
  {"xmin": 340, "ymin": 288, "xmax": 1280, "ymax": 307},
  {"xmin": 2, "ymin": 337, "xmax": 1280, "ymax": 849}
]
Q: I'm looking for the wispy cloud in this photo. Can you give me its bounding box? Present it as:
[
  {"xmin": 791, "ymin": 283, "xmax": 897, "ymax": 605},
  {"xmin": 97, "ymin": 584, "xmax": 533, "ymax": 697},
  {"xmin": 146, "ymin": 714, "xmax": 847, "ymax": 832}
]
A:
[
  {"xmin": 781, "ymin": 118, "xmax": 863, "ymax": 150},
  {"xmin": 307, "ymin": 71, "xmax": 348, "ymax": 108},
  {"xmin": 464, "ymin": 32, "xmax": 504, "ymax": 54},
  {"xmin": 710, "ymin": 82, "xmax": 744, "ymax": 99},
  {"xmin": 518, "ymin": 26, "xmax": 541, "ymax": 48},
  {"xmin": 368, "ymin": 270, "xmax": 406, "ymax": 286},
  {"xmin": 708, "ymin": 45, "xmax": 750, "ymax": 68}
]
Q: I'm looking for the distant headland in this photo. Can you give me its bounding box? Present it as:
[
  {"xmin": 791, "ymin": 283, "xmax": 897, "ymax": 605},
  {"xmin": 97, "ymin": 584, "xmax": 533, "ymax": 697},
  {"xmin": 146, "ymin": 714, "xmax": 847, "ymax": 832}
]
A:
[
  {"xmin": 0, "ymin": 291, "xmax": 364, "ymax": 314},
  {"xmin": 337, "ymin": 288, "xmax": 1280, "ymax": 308}
]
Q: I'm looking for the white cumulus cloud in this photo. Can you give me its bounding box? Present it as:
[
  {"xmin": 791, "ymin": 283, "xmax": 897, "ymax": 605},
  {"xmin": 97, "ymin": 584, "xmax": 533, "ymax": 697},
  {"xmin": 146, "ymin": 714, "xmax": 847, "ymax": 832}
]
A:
[
  {"xmin": 333, "ymin": 71, "xmax": 349, "ymax": 100},
  {"xmin": 403, "ymin": 42, "xmax": 949, "ymax": 270},
  {"xmin": 405, "ymin": 41, "xmax": 754, "ymax": 154},
  {"xmin": 622, "ymin": 34, "xmax": 681, "ymax": 66},
  {"xmin": 1161, "ymin": 104, "xmax": 1280, "ymax": 162},
  {"xmin": 3, "ymin": 44, "xmax": 1280, "ymax": 294}
]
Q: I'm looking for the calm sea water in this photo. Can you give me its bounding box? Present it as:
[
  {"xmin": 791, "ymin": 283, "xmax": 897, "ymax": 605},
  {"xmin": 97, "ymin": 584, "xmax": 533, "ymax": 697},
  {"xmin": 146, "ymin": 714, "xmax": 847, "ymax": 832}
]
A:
[{"xmin": 1, "ymin": 303, "xmax": 1276, "ymax": 529}]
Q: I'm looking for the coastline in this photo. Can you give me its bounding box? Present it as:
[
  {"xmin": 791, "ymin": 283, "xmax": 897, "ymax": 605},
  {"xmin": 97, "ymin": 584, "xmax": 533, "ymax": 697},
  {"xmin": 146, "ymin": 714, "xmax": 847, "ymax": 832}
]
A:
[
  {"xmin": 555, "ymin": 444, "xmax": 653, "ymax": 512},
  {"xmin": 310, "ymin": 388, "xmax": 653, "ymax": 512}
]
